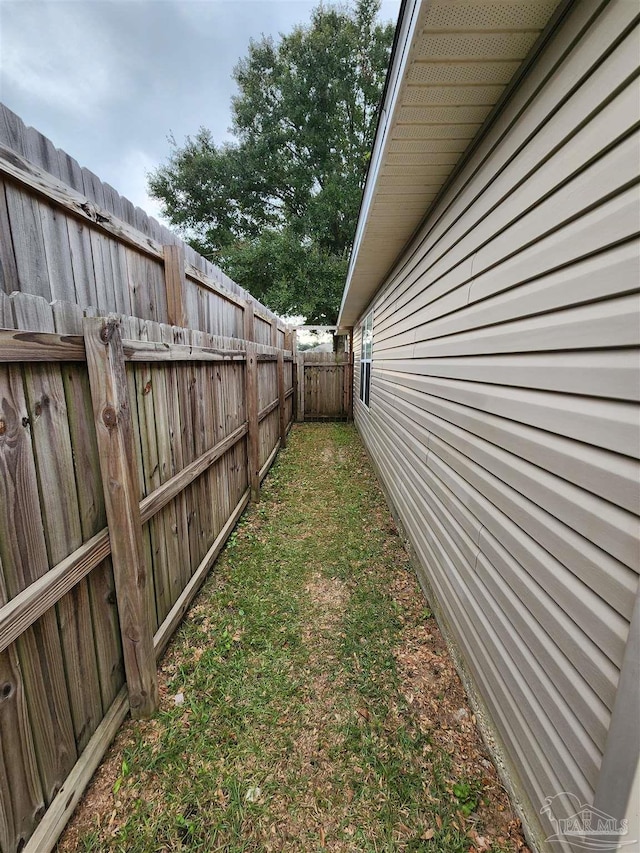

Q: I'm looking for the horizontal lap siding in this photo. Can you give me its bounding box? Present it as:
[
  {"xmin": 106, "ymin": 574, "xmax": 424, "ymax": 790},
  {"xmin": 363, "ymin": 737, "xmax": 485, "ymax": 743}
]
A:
[{"xmin": 353, "ymin": 0, "xmax": 640, "ymax": 846}]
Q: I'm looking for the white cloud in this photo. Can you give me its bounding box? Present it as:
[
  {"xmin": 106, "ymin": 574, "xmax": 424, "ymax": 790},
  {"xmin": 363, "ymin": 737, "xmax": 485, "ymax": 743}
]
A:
[
  {"xmin": 0, "ymin": 1, "xmax": 121, "ymax": 118},
  {"xmin": 106, "ymin": 147, "xmax": 167, "ymax": 223}
]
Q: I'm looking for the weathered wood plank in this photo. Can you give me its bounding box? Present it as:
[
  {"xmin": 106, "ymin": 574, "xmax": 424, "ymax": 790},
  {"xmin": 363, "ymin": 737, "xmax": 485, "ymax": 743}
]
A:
[
  {"xmin": 0, "ymin": 530, "xmax": 109, "ymax": 656},
  {"xmin": 277, "ymin": 350, "xmax": 287, "ymax": 449},
  {"xmin": 22, "ymin": 686, "xmax": 129, "ymax": 853},
  {"xmin": 83, "ymin": 317, "xmax": 158, "ymax": 719},
  {"xmin": 134, "ymin": 320, "xmax": 172, "ymax": 625},
  {"xmin": 121, "ymin": 338, "xmax": 246, "ymax": 362},
  {"xmin": 13, "ymin": 294, "xmax": 103, "ymax": 752},
  {"xmin": 243, "ymin": 299, "xmax": 255, "ymax": 342},
  {"xmin": 0, "ymin": 410, "xmax": 244, "ymax": 656},
  {"xmin": 0, "ymin": 361, "xmax": 77, "ymax": 802},
  {"xmin": 99, "ymin": 185, "xmax": 132, "ymax": 316},
  {"xmin": 0, "ymin": 179, "xmax": 19, "ymax": 295},
  {"xmin": 53, "ymin": 301, "xmax": 124, "ymax": 709},
  {"xmin": 160, "ymin": 323, "xmax": 192, "ymax": 592},
  {"xmin": 259, "ymin": 441, "xmax": 280, "ymax": 483},
  {"xmin": 147, "ymin": 320, "xmax": 182, "ymax": 611},
  {"xmin": 245, "ymin": 342, "xmax": 260, "ymax": 502},
  {"xmin": 163, "ymin": 245, "xmax": 187, "ymax": 328},
  {"xmin": 173, "ymin": 325, "xmax": 200, "ymax": 579},
  {"xmin": 12, "ymin": 129, "xmax": 71, "ymax": 302},
  {"xmin": 119, "ymin": 315, "xmax": 158, "ymax": 636},
  {"xmin": 297, "ymin": 354, "xmax": 305, "ymax": 422},
  {"xmin": 292, "ymin": 357, "xmax": 299, "ymax": 422},
  {"xmin": 0, "ymin": 557, "xmax": 44, "ymax": 853},
  {"xmin": 186, "ymin": 262, "xmax": 248, "ymax": 311},
  {"xmin": 0, "ymin": 143, "xmax": 164, "ymax": 263},
  {"xmin": 0, "ymin": 327, "xmax": 85, "ymax": 361},
  {"xmin": 258, "ymin": 397, "xmax": 280, "ymax": 422},
  {"xmin": 189, "ymin": 330, "xmax": 214, "ymax": 566},
  {"xmin": 81, "ymin": 169, "xmax": 119, "ymax": 313},
  {"xmin": 4, "ymin": 178, "xmax": 51, "ymax": 299}
]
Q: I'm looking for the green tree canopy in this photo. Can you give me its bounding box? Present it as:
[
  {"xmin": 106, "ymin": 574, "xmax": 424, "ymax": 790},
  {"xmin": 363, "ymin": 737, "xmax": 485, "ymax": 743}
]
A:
[{"xmin": 148, "ymin": 1, "xmax": 394, "ymax": 323}]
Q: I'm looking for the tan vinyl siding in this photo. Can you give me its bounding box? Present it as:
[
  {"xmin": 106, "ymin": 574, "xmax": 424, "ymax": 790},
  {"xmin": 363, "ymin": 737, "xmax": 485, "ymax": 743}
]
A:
[{"xmin": 353, "ymin": 1, "xmax": 639, "ymax": 847}]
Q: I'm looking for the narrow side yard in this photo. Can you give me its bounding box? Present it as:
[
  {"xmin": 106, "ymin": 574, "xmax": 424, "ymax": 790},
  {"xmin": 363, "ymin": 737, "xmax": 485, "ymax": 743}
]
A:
[{"xmin": 58, "ymin": 424, "xmax": 529, "ymax": 853}]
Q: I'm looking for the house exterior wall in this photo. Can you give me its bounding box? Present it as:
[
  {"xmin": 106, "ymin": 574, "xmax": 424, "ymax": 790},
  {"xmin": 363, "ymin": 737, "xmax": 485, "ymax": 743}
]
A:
[{"xmin": 351, "ymin": 1, "xmax": 639, "ymax": 849}]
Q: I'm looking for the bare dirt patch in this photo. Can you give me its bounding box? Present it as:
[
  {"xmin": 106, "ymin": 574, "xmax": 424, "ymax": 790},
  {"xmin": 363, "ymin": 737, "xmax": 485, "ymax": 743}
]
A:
[{"xmin": 390, "ymin": 567, "xmax": 530, "ymax": 853}]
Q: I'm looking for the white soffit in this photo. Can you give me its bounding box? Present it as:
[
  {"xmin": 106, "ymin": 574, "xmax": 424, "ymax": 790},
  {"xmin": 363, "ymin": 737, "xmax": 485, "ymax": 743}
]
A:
[{"xmin": 338, "ymin": 0, "xmax": 563, "ymax": 329}]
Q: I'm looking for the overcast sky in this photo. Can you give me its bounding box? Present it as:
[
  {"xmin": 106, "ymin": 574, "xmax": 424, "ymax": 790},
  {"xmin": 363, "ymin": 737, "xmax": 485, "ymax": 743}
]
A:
[{"xmin": 0, "ymin": 0, "xmax": 400, "ymax": 222}]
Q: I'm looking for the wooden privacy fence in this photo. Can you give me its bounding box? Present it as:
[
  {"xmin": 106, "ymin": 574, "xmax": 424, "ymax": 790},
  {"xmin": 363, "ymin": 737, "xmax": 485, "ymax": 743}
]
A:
[
  {"xmin": 0, "ymin": 104, "xmax": 287, "ymax": 348},
  {"xmin": 296, "ymin": 351, "xmax": 353, "ymax": 421},
  {"xmin": 0, "ymin": 291, "xmax": 294, "ymax": 853}
]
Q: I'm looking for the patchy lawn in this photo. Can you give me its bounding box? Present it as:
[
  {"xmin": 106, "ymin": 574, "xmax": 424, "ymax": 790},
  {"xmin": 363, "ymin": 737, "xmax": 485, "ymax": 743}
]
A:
[{"xmin": 58, "ymin": 423, "xmax": 529, "ymax": 853}]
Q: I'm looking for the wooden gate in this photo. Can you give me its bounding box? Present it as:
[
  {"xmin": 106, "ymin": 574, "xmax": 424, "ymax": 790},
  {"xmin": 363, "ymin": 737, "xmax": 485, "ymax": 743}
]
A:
[{"xmin": 296, "ymin": 353, "xmax": 352, "ymax": 421}]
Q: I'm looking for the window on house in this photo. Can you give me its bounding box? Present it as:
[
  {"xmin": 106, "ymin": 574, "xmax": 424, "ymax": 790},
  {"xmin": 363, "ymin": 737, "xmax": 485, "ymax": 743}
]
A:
[{"xmin": 359, "ymin": 311, "xmax": 373, "ymax": 407}]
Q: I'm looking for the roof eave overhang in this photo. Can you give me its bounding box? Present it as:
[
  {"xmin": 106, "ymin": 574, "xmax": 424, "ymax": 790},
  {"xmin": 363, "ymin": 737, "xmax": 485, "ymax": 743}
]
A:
[{"xmin": 337, "ymin": 0, "xmax": 567, "ymax": 331}]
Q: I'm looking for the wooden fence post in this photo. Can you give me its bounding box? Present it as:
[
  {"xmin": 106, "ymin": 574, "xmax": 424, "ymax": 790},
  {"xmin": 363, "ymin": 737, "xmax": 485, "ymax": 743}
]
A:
[
  {"xmin": 163, "ymin": 245, "xmax": 187, "ymax": 328},
  {"xmin": 245, "ymin": 341, "xmax": 260, "ymax": 502},
  {"xmin": 83, "ymin": 317, "xmax": 158, "ymax": 719},
  {"xmin": 297, "ymin": 353, "xmax": 305, "ymax": 422},
  {"xmin": 270, "ymin": 319, "xmax": 279, "ymax": 349},
  {"xmin": 243, "ymin": 300, "xmax": 255, "ymax": 342},
  {"xmin": 292, "ymin": 358, "xmax": 298, "ymax": 423},
  {"xmin": 277, "ymin": 350, "xmax": 287, "ymax": 449},
  {"xmin": 284, "ymin": 328, "xmax": 293, "ymax": 353},
  {"xmin": 348, "ymin": 327, "xmax": 354, "ymax": 422},
  {"xmin": 342, "ymin": 355, "xmax": 350, "ymax": 421}
]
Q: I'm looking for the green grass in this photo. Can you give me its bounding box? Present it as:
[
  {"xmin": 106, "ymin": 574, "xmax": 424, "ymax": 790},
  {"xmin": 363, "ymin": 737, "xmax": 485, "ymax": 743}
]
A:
[{"xmin": 62, "ymin": 424, "xmax": 518, "ymax": 853}]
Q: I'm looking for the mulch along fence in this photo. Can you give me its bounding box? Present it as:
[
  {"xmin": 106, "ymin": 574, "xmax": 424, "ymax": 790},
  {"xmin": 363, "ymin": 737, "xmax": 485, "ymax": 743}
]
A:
[{"xmin": 0, "ymin": 104, "xmax": 296, "ymax": 853}]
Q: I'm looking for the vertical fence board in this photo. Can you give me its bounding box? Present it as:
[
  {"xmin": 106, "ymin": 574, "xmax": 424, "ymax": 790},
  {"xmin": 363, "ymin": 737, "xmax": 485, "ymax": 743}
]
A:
[
  {"xmin": 55, "ymin": 155, "xmax": 98, "ymax": 308},
  {"xmin": 135, "ymin": 319, "xmax": 172, "ymax": 624},
  {"xmin": 81, "ymin": 169, "xmax": 117, "ymax": 313},
  {"xmin": 0, "ymin": 557, "xmax": 44, "ymax": 853},
  {"xmin": 0, "ymin": 361, "xmax": 77, "ymax": 802},
  {"xmin": 12, "ymin": 294, "xmax": 103, "ymax": 752},
  {"xmin": 163, "ymin": 245, "xmax": 187, "ymax": 328},
  {"xmin": 161, "ymin": 323, "xmax": 192, "ymax": 593},
  {"xmin": 0, "ymin": 181, "xmax": 19, "ymax": 295},
  {"xmin": 149, "ymin": 321, "xmax": 185, "ymax": 608},
  {"xmin": 243, "ymin": 300, "xmax": 254, "ymax": 342},
  {"xmin": 188, "ymin": 331, "xmax": 212, "ymax": 564},
  {"xmin": 4, "ymin": 184, "xmax": 51, "ymax": 300},
  {"xmin": 172, "ymin": 325, "xmax": 200, "ymax": 578},
  {"xmin": 52, "ymin": 301, "xmax": 125, "ymax": 710}
]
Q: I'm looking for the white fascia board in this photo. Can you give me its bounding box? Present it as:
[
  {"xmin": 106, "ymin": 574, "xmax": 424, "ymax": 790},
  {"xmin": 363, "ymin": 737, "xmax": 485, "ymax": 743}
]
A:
[{"xmin": 337, "ymin": 0, "xmax": 426, "ymax": 329}]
